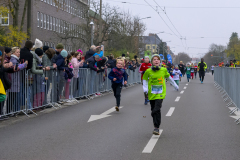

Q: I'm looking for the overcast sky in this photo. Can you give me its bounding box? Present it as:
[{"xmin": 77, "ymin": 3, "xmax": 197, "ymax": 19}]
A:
[{"xmin": 103, "ymin": 0, "xmax": 240, "ymax": 58}]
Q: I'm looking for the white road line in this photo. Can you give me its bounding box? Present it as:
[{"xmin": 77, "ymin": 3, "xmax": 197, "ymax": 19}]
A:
[
  {"xmin": 186, "ymin": 83, "xmax": 188, "ymax": 85},
  {"xmin": 166, "ymin": 107, "xmax": 175, "ymax": 116},
  {"xmin": 183, "ymin": 86, "xmax": 187, "ymax": 89},
  {"xmin": 175, "ymin": 96, "xmax": 181, "ymax": 102},
  {"xmin": 180, "ymin": 90, "xmax": 184, "ymax": 94},
  {"xmin": 142, "ymin": 130, "xmax": 163, "ymax": 153}
]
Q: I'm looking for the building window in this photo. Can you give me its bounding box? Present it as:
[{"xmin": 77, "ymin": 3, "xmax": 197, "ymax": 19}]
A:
[
  {"xmin": 153, "ymin": 46, "xmax": 155, "ymax": 49},
  {"xmin": 46, "ymin": 15, "xmax": 49, "ymax": 30},
  {"xmin": 61, "ymin": 20, "xmax": 63, "ymax": 33},
  {"xmin": 147, "ymin": 46, "xmax": 150, "ymax": 50},
  {"xmin": 50, "ymin": 16, "xmax": 52, "ymax": 30},
  {"xmin": 59, "ymin": 19, "xmax": 61, "ymax": 33},
  {"xmin": 44, "ymin": 0, "xmax": 46, "ymax": 2},
  {"xmin": 37, "ymin": 12, "xmax": 40, "ymax": 27},
  {"xmin": 44, "ymin": 14, "xmax": 46, "ymax": 29},
  {"xmin": 40, "ymin": 13, "xmax": 43, "ymax": 28},
  {"xmin": 66, "ymin": 0, "xmax": 68, "ymax": 12},
  {"xmin": 53, "ymin": 0, "xmax": 55, "ymax": 6},
  {"xmin": 0, "ymin": 11, "xmax": 9, "ymax": 26},
  {"xmin": 53, "ymin": 17, "xmax": 55, "ymax": 31},
  {"xmin": 55, "ymin": 18, "xmax": 58, "ymax": 32},
  {"xmin": 68, "ymin": 0, "xmax": 71, "ymax": 13}
]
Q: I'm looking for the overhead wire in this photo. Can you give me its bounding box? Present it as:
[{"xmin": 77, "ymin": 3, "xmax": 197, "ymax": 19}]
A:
[{"xmin": 144, "ymin": 0, "xmax": 180, "ymax": 39}]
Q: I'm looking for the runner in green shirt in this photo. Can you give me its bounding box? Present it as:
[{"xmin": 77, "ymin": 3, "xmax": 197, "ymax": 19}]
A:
[{"xmin": 143, "ymin": 54, "xmax": 179, "ymax": 135}]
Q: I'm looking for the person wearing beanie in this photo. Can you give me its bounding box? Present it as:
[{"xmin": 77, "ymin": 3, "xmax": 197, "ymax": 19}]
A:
[
  {"xmin": 142, "ymin": 54, "xmax": 178, "ymax": 135},
  {"xmin": 122, "ymin": 53, "xmax": 126, "ymax": 57},
  {"xmin": 139, "ymin": 56, "xmax": 152, "ymax": 105},
  {"xmin": 20, "ymin": 40, "xmax": 34, "ymax": 70},
  {"xmin": 60, "ymin": 50, "xmax": 68, "ymax": 58},
  {"xmin": 56, "ymin": 43, "xmax": 64, "ymax": 52},
  {"xmin": 43, "ymin": 46, "xmax": 49, "ymax": 53},
  {"xmin": 30, "ymin": 48, "xmax": 46, "ymax": 74},
  {"xmin": 33, "ymin": 39, "xmax": 43, "ymax": 49}
]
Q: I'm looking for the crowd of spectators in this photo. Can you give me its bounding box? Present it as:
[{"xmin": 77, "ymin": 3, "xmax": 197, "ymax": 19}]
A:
[{"xmin": 0, "ymin": 39, "xmax": 141, "ymax": 120}]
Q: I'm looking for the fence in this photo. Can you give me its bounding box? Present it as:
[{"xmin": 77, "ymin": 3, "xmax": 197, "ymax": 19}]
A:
[
  {"xmin": 0, "ymin": 68, "xmax": 141, "ymax": 117},
  {"xmin": 214, "ymin": 67, "xmax": 240, "ymax": 124}
]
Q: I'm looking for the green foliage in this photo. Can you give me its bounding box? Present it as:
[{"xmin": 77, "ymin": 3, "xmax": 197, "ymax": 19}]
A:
[
  {"xmin": 104, "ymin": 49, "xmax": 135, "ymax": 59},
  {"xmin": 0, "ymin": 26, "xmax": 28, "ymax": 47},
  {"xmin": 226, "ymin": 32, "xmax": 240, "ymax": 60}
]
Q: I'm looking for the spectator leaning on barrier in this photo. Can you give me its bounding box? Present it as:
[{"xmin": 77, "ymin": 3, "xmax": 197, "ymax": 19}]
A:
[
  {"xmin": 52, "ymin": 43, "xmax": 64, "ymax": 64},
  {"xmin": 0, "ymin": 47, "xmax": 15, "ymax": 120},
  {"xmin": 42, "ymin": 48, "xmax": 57, "ymax": 107},
  {"xmin": 97, "ymin": 57, "xmax": 108, "ymax": 73},
  {"xmin": 7, "ymin": 47, "xmax": 28, "ymax": 114},
  {"xmin": 20, "ymin": 40, "xmax": 34, "ymax": 70},
  {"xmin": 56, "ymin": 50, "xmax": 68, "ymax": 102},
  {"xmin": 86, "ymin": 55, "xmax": 100, "ymax": 71},
  {"xmin": 106, "ymin": 54, "xmax": 116, "ymax": 69},
  {"xmin": 31, "ymin": 48, "xmax": 48, "ymax": 108},
  {"xmin": 71, "ymin": 52, "xmax": 84, "ymax": 98},
  {"xmin": 85, "ymin": 45, "xmax": 97, "ymax": 60}
]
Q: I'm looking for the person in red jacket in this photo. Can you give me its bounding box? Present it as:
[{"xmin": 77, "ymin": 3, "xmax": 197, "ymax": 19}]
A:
[{"xmin": 139, "ymin": 56, "xmax": 152, "ymax": 105}]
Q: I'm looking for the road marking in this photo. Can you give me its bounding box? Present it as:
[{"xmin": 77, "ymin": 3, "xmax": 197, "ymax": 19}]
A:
[
  {"xmin": 183, "ymin": 86, "xmax": 187, "ymax": 89},
  {"xmin": 186, "ymin": 83, "xmax": 188, "ymax": 85},
  {"xmin": 175, "ymin": 96, "xmax": 181, "ymax": 102},
  {"xmin": 142, "ymin": 130, "xmax": 163, "ymax": 153},
  {"xmin": 166, "ymin": 107, "xmax": 175, "ymax": 116},
  {"xmin": 88, "ymin": 106, "xmax": 123, "ymax": 122},
  {"xmin": 180, "ymin": 90, "xmax": 184, "ymax": 94}
]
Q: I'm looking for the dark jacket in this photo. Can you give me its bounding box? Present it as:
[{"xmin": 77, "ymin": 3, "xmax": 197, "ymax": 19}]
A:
[
  {"xmin": 86, "ymin": 56, "xmax": 97, "ymax": 71},
  {"xmin": 108, "ymin": 67, "xmax": 128, "ymax": 84},
  {"xmin": 0, "ymin": 65, "xmax": 14, "ymax": 91},
  {"xmin": 51, "ymin": 51, "xmax": 60, "ymax": 64},
  {"xmin": 106, "ymin": 59, "xmax": 116, "ymax": 69},
  {"xmin": 56, "ymin": 54, "xmax": 66, "ymax": 71},
  {"xmin": 85, "ymin": 49, "xmax": 95, "ymax": 60},
  {"xmin": 20, "ymin": 47, "xmax": 33, "ymax": 70}
]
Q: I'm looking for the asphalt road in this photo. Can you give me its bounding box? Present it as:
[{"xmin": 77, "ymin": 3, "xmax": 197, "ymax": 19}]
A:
[{"xmin": 0, "ymin": 73, "xmax": 240, "ymax": 160}]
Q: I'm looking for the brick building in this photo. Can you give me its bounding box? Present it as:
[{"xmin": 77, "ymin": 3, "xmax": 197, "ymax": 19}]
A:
[{"xmin": 1, "ymin": 0, "xmax": 89, "ymax": 52}]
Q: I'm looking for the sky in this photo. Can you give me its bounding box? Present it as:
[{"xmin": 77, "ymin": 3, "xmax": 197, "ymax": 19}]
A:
[{"xmin": 103, "ymin": 0, "xmax": 240, "ymax": 58}]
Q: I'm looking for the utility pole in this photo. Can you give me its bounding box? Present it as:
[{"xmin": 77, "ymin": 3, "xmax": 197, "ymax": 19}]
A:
[{"xmin": 99, "ymin": 0, "xmax": 102, "ymax": 45}]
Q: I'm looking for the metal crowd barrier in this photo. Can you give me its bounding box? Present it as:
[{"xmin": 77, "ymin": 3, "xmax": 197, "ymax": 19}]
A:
[
  {"xmin": 0, "ymin": 67, "xmax": 141, "ymax": 117},
  {"xmin": 214, "ymin": 67, "xmax": 240, "ymax": 124}
]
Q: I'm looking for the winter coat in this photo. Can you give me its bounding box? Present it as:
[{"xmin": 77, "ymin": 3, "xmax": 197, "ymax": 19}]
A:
[
  {"xmin": 51, "ymin": 51, "xmax": 60, "ymax": 64},
  {"xmin": 30, "ymin": 51, "xmax": 45, "ymax": 94},
  {"xmin": 106, "ymin": 59, "xmax": 116, "ymax": 69},
  {"xmin": 0, "ymin": 65, "xmax": 14, "ymax": 91},
  {"xmin": 86, "ymin": 56, "xmax": 97, "ymax": 71},
  {"xmin": 85, "ymin": 49, "xmax": 95, "ymax": 60},
  {"xmin": 30, "ymin": 51, "xmax": 44, "ymax": 75},
  {"xmin": 20, "ymin": 47, "xmax": 33, "ymax": 70},
  {"xmin": 93, "ymin": 51, "xmax": 103, "ymax": 58},
  {"xmin": 71, "ymin": 57, "xmax": 83, "ymax": 78},
  {"xmin": 8, "ymin": 55, "xmax": 27, "ymax": 92},
  {"xmin": 4, "ymin": 56, "xmax": 11, "ymax": 64},
  {"xmin": 108, "ymin": 67, "xmax": 128, "ymax": 84},
  {"xmin": 56, "ymin": 54, "xmax": 66, "ymax": 71},
  {"xmin": 42, "ymin": 53, "xmax": 55, "ymax": 81}
]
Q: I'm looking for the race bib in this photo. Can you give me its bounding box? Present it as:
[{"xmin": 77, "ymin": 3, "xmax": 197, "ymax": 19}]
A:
[{"xmin": 151, "ymin": 85, "xmax": 163, "ymax": 94}]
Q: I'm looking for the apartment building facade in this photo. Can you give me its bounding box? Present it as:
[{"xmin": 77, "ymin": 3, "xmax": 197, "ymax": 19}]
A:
[{"xmin": 1, "ymin": 0, "xmax": 89, "ymax": 52}]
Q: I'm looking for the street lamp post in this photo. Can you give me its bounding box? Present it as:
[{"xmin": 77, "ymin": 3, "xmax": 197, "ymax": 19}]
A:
[
  {"xmin": 138, "ymin": 17, "xmax": 151, "ymax": 57},
  {"xmin": 90, "ymin": 21, "xmax": 94, "ymax": 46}
]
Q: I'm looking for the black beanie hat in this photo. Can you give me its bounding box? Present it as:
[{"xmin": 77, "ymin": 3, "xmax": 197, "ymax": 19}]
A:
[
  {"xmin": 25, "ymin": 40, "xmax": 33, "ymax": 49},
  {"xmin": 122, "ymin": 54, "xmax": 126, "ymax": 57},
  {"xmin": 5, "ymin": 47, "xmax": 12, "ymax": 54},
  {"xmin": 43, "ymin": 46, "xmax": 49, "ymax": 52},
  {"xmin": 35, "ymin": 48, "xmax": 43, "ymax": 57}
]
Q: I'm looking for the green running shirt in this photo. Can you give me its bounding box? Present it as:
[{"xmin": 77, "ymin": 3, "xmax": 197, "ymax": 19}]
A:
[{"xmin": 143, "ymin": 67, "xmax": 170, "ymax": 100}]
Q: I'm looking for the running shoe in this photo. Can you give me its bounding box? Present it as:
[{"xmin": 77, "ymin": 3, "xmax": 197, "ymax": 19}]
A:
[
  {"xmin": 115, "ymin": 106, "xmax": 119, "ymax": 112},
  {"xmin": 153, "ymin": 128, "xmax": 160, "ymax": 135},
  {"xmin": 200, "ymin": 78, "xmax": 201, "ymax": 81},
  {"xmin": 201, "ymin": 81, "xmax": 203, "ymax": 84}
]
